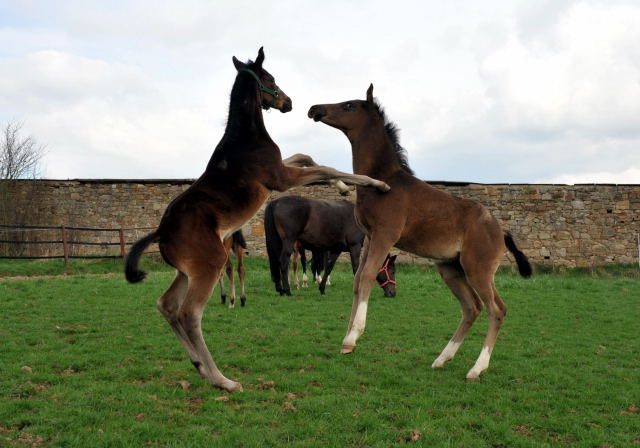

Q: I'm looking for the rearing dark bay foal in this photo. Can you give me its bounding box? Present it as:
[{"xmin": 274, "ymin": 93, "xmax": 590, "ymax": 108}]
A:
[
  {"xmin": 125, "ymin": 49, "xmax": 390, "ymax": 393},
  {"xmin": 308, "ymin": 85, "xmax": 532, "ymax": 380}
]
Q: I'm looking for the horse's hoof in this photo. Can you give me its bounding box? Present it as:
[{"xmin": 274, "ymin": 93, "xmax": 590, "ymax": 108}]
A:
[
  {"xmin": 431, "ymin": 359, "xmax": 446, "ymax": 369},
  {"xmin": 340, "ymin": 345, "xmax": 355, "ymax": 354},
  {"xmin": 465, "ymin": 370, "xmax": 481, "ymax": 381},
  {"xmin": 240, "ymin": 297, "xmax": 246, "ymax": 307},
  {"xmin": 220, "ymin": 295, "xmax": 226, "ymax": 305},
  {"xmin": 218, "ymin": 379, "xmax": 243, "ymax": 393}
]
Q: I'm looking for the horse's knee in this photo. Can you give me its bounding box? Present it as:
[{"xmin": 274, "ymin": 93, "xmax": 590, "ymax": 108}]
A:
[
  {"xmin": 157, "ymin": 296, "xmax": 178, "ymax": 320},
  {"xmin": 487, "ymin": 300, "xmax": 506, "ymax": 324}
]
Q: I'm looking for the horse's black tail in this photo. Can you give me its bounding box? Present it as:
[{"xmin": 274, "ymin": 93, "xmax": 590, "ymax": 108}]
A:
[
  {"xmin": 125, "ymin": 231, "xmax": 160, "ymax": 283},
  {"xmin": 503, "ymin": 230, "xmax": 532, "ymax": 278},
  {"xmin": 232, "ymin": 229, "xmax": 247, "ymax": 249},
  {"xmin": 264, "ymin": 201, "xmax": 282, "ymax": 284}
]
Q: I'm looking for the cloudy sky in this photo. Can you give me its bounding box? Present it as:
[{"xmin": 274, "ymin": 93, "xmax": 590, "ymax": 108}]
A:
[{"xmin": 1, "ymin": 0, "xmax": 639, "ymax": 184}]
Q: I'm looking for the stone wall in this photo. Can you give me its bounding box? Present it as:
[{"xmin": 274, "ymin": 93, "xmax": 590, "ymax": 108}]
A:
[{"xmin": 2, "ymin": 179, "xmax": 638, "ymax": 266}]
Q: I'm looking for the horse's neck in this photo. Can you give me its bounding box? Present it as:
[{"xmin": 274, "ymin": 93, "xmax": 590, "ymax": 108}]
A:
[
  {"xmin": 206, "ymin": 89, "xmax": 272, "ymax": 172},
  {"xmin": 225, "ymin": 93, "xmax": 269, "ymax": 142},
  {"xmin": 349, "ymin": 125, "xmax": 400, "ymax": 178}
]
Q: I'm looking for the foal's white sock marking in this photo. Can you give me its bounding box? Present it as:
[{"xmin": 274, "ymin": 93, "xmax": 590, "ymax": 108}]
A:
[
  {"xmin": 467, "ymin": 345, "xmax": 492, "ymax": 379},
  {"xmin": 344, "ymin": 302, "xmax": 368, "ymax": 347},
  {"xmin": 431, "ymin": 340, "xmax": 461, "ymax": 368}
]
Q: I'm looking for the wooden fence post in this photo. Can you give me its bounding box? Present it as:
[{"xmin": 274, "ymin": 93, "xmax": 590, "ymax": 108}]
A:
[
  {"xmin": 119, "ymin": 229, "xmax": 126, "ymax": 259},
  {"xmin": 61, "ymin": 225, "xmax": 68, "ymax": 265}
]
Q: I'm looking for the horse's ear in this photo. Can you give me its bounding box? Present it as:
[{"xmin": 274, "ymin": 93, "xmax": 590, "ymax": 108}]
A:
[
  {"xmin": 255, "ymin": 47, "xmax": 265, "ymax": 67},
  {"xmin": 232, "ymin": 56, "xmax": 246, "ymax": 71},
  {"xmin": 366, "ymin": 83, "xmax": 374, "ymax": 103}
]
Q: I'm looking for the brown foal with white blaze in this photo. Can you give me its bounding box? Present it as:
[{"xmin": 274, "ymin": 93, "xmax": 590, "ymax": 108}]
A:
[
  {"xmin": 308, "ymin": 85, "xmax": 532, "ymax": 380},
  {"xmin": 125, "ymin": 49, "xmax": 390, "ymax": 393}
]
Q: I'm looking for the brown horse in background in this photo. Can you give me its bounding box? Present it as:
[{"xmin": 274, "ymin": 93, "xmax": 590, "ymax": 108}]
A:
[
  {"xmin": 308, "ymin": 85, "xmax": 531, "ymax": 380},
  {"xmin": 218, "ymin": 230, "xmax": 247, "ymax": 308},
  {"xmin": 125, "ymin": 49, "xmax": 390, "ymax": 393}
]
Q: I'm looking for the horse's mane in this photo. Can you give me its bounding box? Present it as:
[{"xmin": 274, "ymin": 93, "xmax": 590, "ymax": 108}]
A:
[
  {"xmin": 220, "ymin": 60, "xmax": 263, "ymax": 141},
  {"xmin": 207, "ymin": 60, "xmax": 263, "ymax": 170},
  {"xmin": 372, "ymin": 100, "xmax": 414, "ymax": 175}
]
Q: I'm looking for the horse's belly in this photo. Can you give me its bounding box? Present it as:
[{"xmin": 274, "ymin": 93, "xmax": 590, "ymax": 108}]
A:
[
  {"xmin": 396, "ymin": 223, "xmax": 463, "ymax": 260},
  {"xmin": 219, "ymin": 187, "xmax": 270, "ymax": 240}
]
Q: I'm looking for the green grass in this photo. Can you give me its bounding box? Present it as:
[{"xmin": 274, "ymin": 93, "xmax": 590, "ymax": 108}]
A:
[
  {"xmin": 1, "ymin": 258, "xmax": 639, "ymax": 447},
  {"xmin": 0, "ymin": 255, "xmax": 172, "ymax": 278}
]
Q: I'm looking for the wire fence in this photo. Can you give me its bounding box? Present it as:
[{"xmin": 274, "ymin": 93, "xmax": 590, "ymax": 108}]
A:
[{"xmin": 0, "ymin": 224, "xmax": 156, "ymax": 264}]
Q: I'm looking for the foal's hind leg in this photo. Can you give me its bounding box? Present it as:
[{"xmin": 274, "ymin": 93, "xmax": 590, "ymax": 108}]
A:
[
  {"xmin": 292, "ymin": 245, "xmax": 300, "ymax": 290},
  {"xmin": 463, "ymin": 263, "xmax": 507, "ymax": 380},
  {"xmin": 300, "ymin": 248, "xmax": 309, "ymax": 288},
  {"xmin": 218, "ymin": 273, "xmax": 226, "ymax": 305},
  {"xmin": 319, "ymin": 251, "xmax": 340, "ymax": 295},
  {"xmin": 431, "ymin": 260, "xmax": 483, "ymax": 368},
  {"xmin": 278, "ymin": 238, "xmax": 296, "ymax": 296},
  {"xmin": 226, "ymin": 258, "xmax": 236, "ymax": 308},
  {"xmin": 236, "ymin": 245, "xmax": 247, "ymax": 307},
  {"xmin": 157, "ymin": 271, "xmax": 209, "ymax": 377},
  {"xmin": 179, "ymin": 265, "xmax": 242, "ymax": 392}
]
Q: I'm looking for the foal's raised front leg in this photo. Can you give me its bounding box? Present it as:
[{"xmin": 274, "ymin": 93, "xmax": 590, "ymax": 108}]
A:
[
  {"xmin": 276, "ymin": 164, "xmax": 390, "ymax": 193},
  {"xmin": 282, "ymin": 153, "xmax": 351, "ymax": 195}
]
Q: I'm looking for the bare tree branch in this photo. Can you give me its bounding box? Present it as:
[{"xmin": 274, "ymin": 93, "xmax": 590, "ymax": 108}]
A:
[{"xmin": 1, "ymin": 120, "xmax": 47, "ymax": 179}]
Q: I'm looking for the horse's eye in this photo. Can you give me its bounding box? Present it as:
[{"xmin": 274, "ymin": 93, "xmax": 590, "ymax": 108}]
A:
[{"xmin": 344, "ymin": 102, "xmax": 353, "ymax": 111}]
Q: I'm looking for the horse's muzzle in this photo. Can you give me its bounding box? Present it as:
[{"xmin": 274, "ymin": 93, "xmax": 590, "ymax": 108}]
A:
[
  {"xmin": 307, "ymin": 105, "xmax": 326, "ymax": 122},
  {"xmin": 281, "ymin": 97, "xmax": 292, "ymax": 113}
]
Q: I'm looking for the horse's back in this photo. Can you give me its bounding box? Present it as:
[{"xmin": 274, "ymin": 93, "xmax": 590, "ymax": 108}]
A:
[{"xmin": 357, "ymin": 171, "xmax": 503, "ymax": 260}]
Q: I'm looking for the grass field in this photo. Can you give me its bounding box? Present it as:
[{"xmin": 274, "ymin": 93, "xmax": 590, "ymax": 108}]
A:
[{"xmin": 1, "ymin": 258, "xmax": 639, "ymax": 447}]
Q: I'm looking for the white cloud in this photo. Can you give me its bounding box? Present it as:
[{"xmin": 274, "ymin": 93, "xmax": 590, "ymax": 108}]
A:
[
  {"xmin": 537, "ymin": 166, "xmax": 640, "ymax": 185},
  {"xmin": 479, "ymin": 2, "xmax": 640, "ymax": 138},
  {"xmin": 0, "ymin": 0, "xmax": 638, "ymax": 184}
]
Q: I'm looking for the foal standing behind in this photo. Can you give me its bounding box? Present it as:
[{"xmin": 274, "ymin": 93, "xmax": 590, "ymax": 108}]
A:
[
  {"xmin": 124, "ymin": 49, "xmax": 390, "ymax": 393},
  {"xmin": 218, "ymin": 230, "xmax": 247, "ymax": 308},
  {"xmin": 308, "ymin": 85, "xmax": 532, "ymax": 380}
]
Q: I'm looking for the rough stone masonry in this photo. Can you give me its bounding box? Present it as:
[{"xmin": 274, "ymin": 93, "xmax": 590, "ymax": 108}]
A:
[{"xmin": 2, "ymin": 179, "xmax": 638, "ymax": 267}]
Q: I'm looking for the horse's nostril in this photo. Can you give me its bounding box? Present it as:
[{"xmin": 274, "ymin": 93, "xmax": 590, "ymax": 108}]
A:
[{"xmin": 308, "ymin": 105, "xmax": 324, "ymax": 119}]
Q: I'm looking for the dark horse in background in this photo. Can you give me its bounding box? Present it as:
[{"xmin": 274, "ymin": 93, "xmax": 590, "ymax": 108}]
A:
[
  {"xmin": 264, "ymin": 195, "xmax": 397, "ymax": 297},
  {"xmin": 309, "ymin": 85, "xmax": 531, "ymax": 380},
  {"xmin": 125, "ymin": 48, "xmax": 390, "ymax": 393}
]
